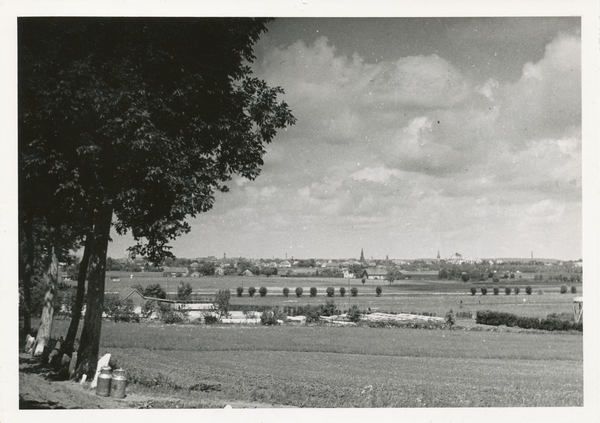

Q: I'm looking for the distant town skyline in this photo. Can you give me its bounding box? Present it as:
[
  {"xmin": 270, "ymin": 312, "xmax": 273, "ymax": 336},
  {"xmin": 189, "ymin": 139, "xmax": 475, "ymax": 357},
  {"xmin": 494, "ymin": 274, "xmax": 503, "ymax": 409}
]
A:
[{"xmin": 106, "ymin": 16, "xmax": 582, "ymax": 261}]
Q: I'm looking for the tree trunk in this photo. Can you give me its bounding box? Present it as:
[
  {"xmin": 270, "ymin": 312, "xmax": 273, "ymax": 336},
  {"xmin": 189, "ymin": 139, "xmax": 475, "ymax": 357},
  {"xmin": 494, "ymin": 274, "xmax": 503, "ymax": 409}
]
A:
[
  {"xmin": 75, "ymin": 204, "xmax": 112, "ymax": 379},
  {"xmin": 32, "ymin": 241, "xmax": 59, "ymax": 356},
  {"xmin": 21, "ymin": 220, "xmax": 35, "ymax": 335},
  {"xmin": 62, "ymin": 224, "xmax": 93, "ymax": 359}
]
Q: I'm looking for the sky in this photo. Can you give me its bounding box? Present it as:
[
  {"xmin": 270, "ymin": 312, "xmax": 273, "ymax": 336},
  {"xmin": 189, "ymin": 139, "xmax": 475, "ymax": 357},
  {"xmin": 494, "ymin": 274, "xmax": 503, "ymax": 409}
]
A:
[{"xmin": 102, "ymin": 17, "xmax": 582, "ymax": 261}]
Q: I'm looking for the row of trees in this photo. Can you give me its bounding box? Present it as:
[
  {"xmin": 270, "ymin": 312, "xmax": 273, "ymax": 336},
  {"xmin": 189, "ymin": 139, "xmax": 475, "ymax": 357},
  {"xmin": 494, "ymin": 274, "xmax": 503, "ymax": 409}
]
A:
[{"xmin": 19, "ymin": 18, "xmax": 295, "ymax": 379}]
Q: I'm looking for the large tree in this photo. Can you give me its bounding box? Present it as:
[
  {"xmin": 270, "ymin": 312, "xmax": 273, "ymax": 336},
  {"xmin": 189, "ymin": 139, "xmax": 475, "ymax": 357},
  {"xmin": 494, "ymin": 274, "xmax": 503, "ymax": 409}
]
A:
[{"xmin": 19, "ymin": 17, "xmax": 295, "ymax": 377}]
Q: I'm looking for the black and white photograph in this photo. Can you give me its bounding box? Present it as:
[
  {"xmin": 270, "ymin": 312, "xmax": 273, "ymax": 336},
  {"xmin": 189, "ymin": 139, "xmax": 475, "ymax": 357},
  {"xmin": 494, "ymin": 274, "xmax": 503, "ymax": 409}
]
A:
[{"xmin": 1, "ymin": 1, "xmax": 598, "ymax": 422}]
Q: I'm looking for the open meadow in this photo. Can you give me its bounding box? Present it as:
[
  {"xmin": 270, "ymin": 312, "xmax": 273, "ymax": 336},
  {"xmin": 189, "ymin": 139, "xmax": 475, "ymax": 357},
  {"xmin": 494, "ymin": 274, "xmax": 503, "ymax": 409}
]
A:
[{"xmin": 43, "ymin": 271, "xmax": 584, "ymax": 408}]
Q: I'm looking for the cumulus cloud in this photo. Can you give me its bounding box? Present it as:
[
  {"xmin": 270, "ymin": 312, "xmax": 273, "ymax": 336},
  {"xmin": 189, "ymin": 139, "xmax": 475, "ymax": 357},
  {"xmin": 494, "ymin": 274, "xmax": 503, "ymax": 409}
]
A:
[{"xmin": 143, "ymin": 25, "xmax": 580, "ymax": 261}]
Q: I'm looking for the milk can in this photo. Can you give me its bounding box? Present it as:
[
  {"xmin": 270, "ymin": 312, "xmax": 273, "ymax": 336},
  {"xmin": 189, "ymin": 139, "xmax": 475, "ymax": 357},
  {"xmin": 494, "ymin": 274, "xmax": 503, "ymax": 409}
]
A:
[
  {"xmin": 110, "ymin": 368, "xmax": 127, "ymax": 399},
  {"xmin": 96, "ymin": 366, "xmax": 112, "ymax": 397}
]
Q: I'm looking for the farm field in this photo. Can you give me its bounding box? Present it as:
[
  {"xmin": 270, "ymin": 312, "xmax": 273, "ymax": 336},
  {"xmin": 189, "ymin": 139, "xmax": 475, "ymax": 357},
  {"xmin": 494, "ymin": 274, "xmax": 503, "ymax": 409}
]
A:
[
  {"xmin": 102, "ymin": 272, "xmax": 582, "ymax": 319},
  {"xmin": 39, "ymin": 273, "xmax": 584, "ymax": 408},
  {"xmin": 44, "ymin": 319, "xmax": 583, "ymax": 408}
]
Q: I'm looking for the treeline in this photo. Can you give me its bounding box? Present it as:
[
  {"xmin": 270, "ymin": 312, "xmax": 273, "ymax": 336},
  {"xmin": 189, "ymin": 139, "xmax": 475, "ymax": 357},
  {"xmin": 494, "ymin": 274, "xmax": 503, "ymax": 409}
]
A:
[{"xmin": 437, "ymin": 263, "xmax": 583, "ymax": 282}]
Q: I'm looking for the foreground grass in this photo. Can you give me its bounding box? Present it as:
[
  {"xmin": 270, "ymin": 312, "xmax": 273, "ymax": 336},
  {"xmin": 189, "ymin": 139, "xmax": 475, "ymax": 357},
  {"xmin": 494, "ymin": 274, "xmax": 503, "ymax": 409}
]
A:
[{"xmin": 46, "ymin": 319, "xmax": 583, "ymax": 407}]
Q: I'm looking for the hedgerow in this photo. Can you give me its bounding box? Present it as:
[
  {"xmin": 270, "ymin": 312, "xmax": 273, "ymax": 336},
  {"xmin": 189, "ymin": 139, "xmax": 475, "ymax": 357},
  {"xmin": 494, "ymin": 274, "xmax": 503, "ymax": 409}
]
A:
[{"xmin": 476, "ymin": 310, "xmax": 582, "ymax": 332}]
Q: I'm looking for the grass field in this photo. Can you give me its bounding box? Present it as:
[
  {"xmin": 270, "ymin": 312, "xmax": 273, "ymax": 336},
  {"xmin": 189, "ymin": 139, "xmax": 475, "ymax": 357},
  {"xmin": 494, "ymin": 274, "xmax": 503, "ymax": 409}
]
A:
[
  {"xmin": 45, "ymin": 319, "xmax": 583, "ymax": 408},
  {"xmin": 44, "ymin": 272, "xmax": 584, "ymax": 408}
]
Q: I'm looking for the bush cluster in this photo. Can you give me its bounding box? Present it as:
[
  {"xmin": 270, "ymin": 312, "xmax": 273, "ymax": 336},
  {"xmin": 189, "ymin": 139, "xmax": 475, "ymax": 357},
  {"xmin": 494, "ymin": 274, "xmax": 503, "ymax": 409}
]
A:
[
  {"xmin": 476, "ymin": 310, "xmax": 582, "ymax": 332},
  {"xmin": 310, "ymin": 287, "xmax": 318, "ymax": 297},
  {"xmin": 350, "ymin": 287, "xmax": 358, "ymax": 297},
  {"xmin": 283, "ymin": 287, "xmax": 289, "ymax": 297},
  {"xmin": 560, "ymin": 284, "xmax": 568, "ymax": 294},
  {"xmin": 248, "ymin": 286, "xmax": 256, "ymax": 297},
  {"xmin": 493, "ymin": 287, "xmax": 499, "ymax": 295},
  {"xmin": 339, "ymin": 287, "xmax": 346, "ymax": 297},
  {"xmin": 259, "ymin": 286, "xmax": 267, "ymax": 297},
  {"xmin": 470, "ymin": 286, "xmax": 477, "ymax": 295},
  {"xmin": 103, "ymin": 293, "xmax": 139, "ymax": 322},
  {"xmin": 346, "ymin": 305, "xmax": 362, "ymax": 323},
  {"xmin": 295, "ymin": 287, "xmax": 303, "ymax": 297},
  {"xmin": 260, "ymin": 306, "xmax": 287, "ymax": 325},
  {"xmin": 326, "ymin": 287, "xmax": 335, "ymax": 297},
  {"xmin": 504, "ymin": 287, "xmax": 511, "ymax": 295},
  {"xmin": 480, "ymin": 287, "xmax": 487, "ymax": 295},
  {"xmin": 236, "ymin": 286, "xmax": 244, "ymax": 297},
  {"xmin": 514, "ymin": 287, "xmax": 520, "ymax": 295},
  {"xmin": 571, "ymin": 286, "xmax": 577, "ymax": 294},
  {"xmin": 375, "ymin": 286, "xmax": 382, "ymax": 296}
]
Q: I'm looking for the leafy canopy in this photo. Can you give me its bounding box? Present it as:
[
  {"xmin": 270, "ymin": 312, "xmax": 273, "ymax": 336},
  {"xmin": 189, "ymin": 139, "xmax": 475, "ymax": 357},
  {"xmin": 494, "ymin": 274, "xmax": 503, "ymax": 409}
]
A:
[{"xmin": 19, "ymin": 18, "xmax": 296, "ymax": 263}]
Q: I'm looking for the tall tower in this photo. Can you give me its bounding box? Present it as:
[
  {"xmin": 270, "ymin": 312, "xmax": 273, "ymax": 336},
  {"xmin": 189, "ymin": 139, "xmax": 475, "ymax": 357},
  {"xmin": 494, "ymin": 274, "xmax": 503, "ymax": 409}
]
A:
[
  {"xmin": 360, "ymin": 248, "xmax": 365, "ymax": 263},
  {"xmin": 437, "ymin": 250, "xmax": 440, "ymax": 260}
]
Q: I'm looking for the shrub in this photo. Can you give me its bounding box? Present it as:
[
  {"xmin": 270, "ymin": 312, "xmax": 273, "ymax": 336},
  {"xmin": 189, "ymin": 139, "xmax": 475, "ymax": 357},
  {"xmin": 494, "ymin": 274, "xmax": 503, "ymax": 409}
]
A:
[
  {"xmin": 310, "ymin": 287, "xmax": 318, "ymax": 297},
  {"xmin": 177, "ymin": 282, "xmax": 193, "ymax": 300},
  {"xmin": 350, "ymin": 287, "xmax": 358, "ymax": 297},
  {"xmin": 362, "ymin": 277, "xmax": 366, "ymax": 285},
  {"xmin": 493, "ymin": 286, "xmax": 499, "ymax": 295},
  {"xmin": 571, "ymin": 286, "xmax": 577, "ymax": 294},
  {"xmin": 461, "ymin": 273, "xmax": 470, "ymax": 283},
  {"xmin": 144, "ymin": 284, "xmax": 167, "ymax": 299},
  {"xmin": 283, "ymin": 287, "xmax": 289, "ymax": 297},
  {"xmin": 236, "ymin": 286, "xmax": 244, "ymax": 297},
  {"xmin": 514, "ymin": 287, "xmax": 520, "ymax": 295},
  {"xmin": 347, "ymin": 305, "xmax": 362, "ymax": 323},
  {"xmin": 339, "ymin": 286, "xmax": 346, "ymax": 297},
  {"xmin": 481, "ymin": 287, "xmax": 487, "ymax": 296},
  {"xmin": 375, "ymin": 286, "xmax": 382, "ymax": 297},
  {"xmin": 157, "ymin": 303, "xmax": 187, "ymax": 324},
  {"xmin": 510, "ymin": 273, "xmax": 515, "ymax": 279},
  {"xmin": 304, "ymin": 305, "xmax": 323, "ymax": 323},
  {"xmin": 260, "ymin": 309, "xmax": 279, "ymax": 325},
  {"xmin": 322, "ymin": 299, "xmax": 337, "ymax": 317},
  {"xmin": 505, "ymin": 287, "xmax": 511, "ymax": 295},
  {"xmin": 560, "ymin": 284, "xmax": 568, "ymax": 294},
  {"xmin": 214, "ymin": 289, "xmax": 231, "ymax": 318},
  {"xmin": 103, "ymin": 294, "xmax": 139, "ymax": 322},
  {"xmin": 445, "ymin": 309, "xmax": 455, "ymax": 328},
  {"xmin": 259, "ymin": 286, "xmax": 267, "ymax": 297},
  {"xmin": 493, "ymin": 277, "xmax": 499, "ymax": 283},
  {"xmin": 469, "ymin": 286, "xmax": 477, "ymax": 295},
  {"xmin": 204, "ymin": 314, "xmax": 219, "ymax": 324},
  {"xmin": 525, "ymin": 286, "xmax": 532, "ymax": 295},
  {"xmin": 295, "ymin": 287, "xmax": 303, "ymax": 297},
  {"xmin": 248, "ymin": 286, "xmax": 256, "ymax": 297},
  {"xmin": 326, "ymin": 287, "xmax": 335, "ymax": 297}
]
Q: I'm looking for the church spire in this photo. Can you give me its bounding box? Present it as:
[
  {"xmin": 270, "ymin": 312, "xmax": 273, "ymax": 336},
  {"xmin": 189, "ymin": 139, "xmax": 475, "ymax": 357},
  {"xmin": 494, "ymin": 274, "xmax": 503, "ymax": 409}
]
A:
[{"xmin": 360, "ymin": 248, "xmax": 365, "ymax": 263}]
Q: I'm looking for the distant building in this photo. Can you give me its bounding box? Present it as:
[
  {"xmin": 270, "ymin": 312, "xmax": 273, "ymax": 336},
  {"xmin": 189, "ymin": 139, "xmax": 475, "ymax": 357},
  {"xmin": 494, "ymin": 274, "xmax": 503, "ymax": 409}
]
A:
[{"xmin": 163, "ymin": 267, "xmax": 189, "ymax": 277}]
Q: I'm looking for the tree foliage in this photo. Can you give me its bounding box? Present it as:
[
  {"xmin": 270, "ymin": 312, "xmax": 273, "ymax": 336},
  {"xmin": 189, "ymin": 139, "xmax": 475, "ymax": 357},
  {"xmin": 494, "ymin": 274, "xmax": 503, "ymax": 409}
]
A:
[
  {"xmin": 385, "ymin": 266, "xmax": 403, "ymax": 285},
  {"xmin": 19, "ymin": 17, "xmax": 295, "ymax": 377}
]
